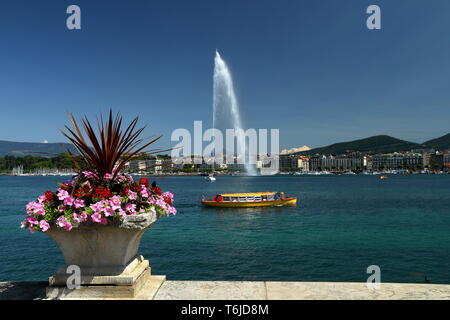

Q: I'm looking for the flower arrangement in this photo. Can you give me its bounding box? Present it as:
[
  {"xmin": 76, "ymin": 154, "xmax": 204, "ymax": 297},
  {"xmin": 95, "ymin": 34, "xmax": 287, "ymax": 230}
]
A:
[{"xmin": 21, "ymin": 111, "xmax": 176, "ymax": 233}]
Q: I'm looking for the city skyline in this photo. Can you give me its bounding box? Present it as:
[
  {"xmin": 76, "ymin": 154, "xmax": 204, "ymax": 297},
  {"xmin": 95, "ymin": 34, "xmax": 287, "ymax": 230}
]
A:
[{"xmin": 1, "ymin": 0, "xmax": 450, "ymax": 150}]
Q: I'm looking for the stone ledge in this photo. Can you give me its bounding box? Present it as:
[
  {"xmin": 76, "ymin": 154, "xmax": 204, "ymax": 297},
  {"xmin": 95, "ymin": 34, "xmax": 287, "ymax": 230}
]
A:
[
  {"xmin": 154, "ymin": 281, "xmax": 267, "ymax": 300},
  {"xmin": 1, "ymin": 280, "xmax": 450, "ymax": 300}
]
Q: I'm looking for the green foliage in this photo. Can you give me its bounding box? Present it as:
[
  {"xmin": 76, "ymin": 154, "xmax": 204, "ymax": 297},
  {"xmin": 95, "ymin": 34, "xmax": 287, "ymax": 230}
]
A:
[
  {"xmin": 0, "ymin": 153, "xmax": 88, "ymax": 173},
  {"xmin": 423, "ymin": 133, "xmax": 450, "ymax": 151},
  {"xmin": 0, "ymin": 140, "xmax": 77, "ymax": 157}
]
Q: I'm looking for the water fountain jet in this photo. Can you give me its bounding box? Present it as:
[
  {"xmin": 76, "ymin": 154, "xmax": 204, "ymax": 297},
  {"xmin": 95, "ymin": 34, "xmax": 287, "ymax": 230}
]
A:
[{"xmin": 213, "ymin": 51, "xmax": 257, "ymax": 176}]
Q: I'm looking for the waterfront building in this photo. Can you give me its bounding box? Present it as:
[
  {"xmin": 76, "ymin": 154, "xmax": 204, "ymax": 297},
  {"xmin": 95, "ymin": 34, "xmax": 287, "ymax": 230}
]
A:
[
  {"xmin": 444, "ymin": 153, "xmax": 450, "ymax": 171},
  {"xmin": 145, "ymin": 159, "xmax": 164, "ymax": 173},
  {"xmin": 423, "ymin": 153, "xmax": 431, "ymax": 167},
  {"xmin": 308, "ymin": 155, "xmax": 365, "ymax": 172},
  {"xmin": 371, "ymin": 153, "xmax": 423, "ymax": 170},
  {"xmin": 297, "ymin": 156, "xmax": 310, "ymax": 172},
  {"xmin": 429, "ymin": 153, "xmax": 444, "ymax": 170},
  {"xmin": 127, "ymin": 158, "xmax": 171, "ymax": 173},
  {"xmin": 279, "ymin": 154, "xmax": 310, "ymax": 171},
  {"xmin": 309, "ymin": 155, "xmax": 324, "ymax": 171},
  {"xmin": 279, "ymin": 154, "xmax": 293, "ymax": 170}
]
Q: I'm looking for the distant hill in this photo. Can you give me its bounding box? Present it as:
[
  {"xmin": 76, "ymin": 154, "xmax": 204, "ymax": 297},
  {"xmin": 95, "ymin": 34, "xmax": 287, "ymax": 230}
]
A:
[
  {"xmin": 422, "ymin": 133, "xmax": 450, "ymax": 151},
  {"xmin": 0, "ymin": 140, "xmax": 77, "ymax": 157},
  {"xmin": 295, "ymin": 135, "xmax": 422, "ymax": 155}
]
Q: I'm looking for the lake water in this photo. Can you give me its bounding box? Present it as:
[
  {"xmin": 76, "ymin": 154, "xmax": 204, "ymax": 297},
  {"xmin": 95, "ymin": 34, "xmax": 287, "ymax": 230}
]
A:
[{"xmin": 0, "ymin": 174, "xmax": 449, "ymax": 284}]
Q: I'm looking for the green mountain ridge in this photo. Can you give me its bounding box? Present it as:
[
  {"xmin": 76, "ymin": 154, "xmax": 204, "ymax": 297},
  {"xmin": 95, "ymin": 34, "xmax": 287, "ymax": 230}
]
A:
[
  {"xmin": 295, "ymin": 133, "xmax": 450, "ymax": 156},
  {"xmin": 422, "ymin": 133, "xmax": 450, "ymax": 150},
  {"xmin": 0, "ymin": 140, "xmax": 77, "ymax": 157}
]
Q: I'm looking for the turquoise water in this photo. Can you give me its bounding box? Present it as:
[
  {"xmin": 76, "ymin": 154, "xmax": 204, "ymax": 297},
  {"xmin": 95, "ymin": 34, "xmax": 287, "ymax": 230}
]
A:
[{"xmin": 0, "ymin": 175, "xmax": 449, "ymax": 284}]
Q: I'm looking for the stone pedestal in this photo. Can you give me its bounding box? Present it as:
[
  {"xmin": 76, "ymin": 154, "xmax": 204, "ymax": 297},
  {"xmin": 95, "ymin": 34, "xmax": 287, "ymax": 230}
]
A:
[
  {"xmin": 44, "ymin": 213, "xmax": 165, "ymax": 299},
  {"xmin": 45, "ymin": 255, "xmax": 165, "ymax": 300}
]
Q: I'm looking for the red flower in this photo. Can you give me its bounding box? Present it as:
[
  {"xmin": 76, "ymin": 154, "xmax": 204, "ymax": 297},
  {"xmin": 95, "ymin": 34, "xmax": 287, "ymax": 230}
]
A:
[
  {"xmin": 132, "ymin": 185, "xmax": 140, "ymax": 192},
  {"xmin": 44, "ymin": 191, "xmax": 54, "ymax": 203},
  {"xmin": 164, "ymin": 196, "xmax": 172, "ymax": 205},
  {"xmin": 151, "ymin": 186, "xmax": 162, "ymax": 196},
  {"xmin": 139, "ymin": 178, "xmax": 149, "ymax": 188},
  {"xmin": 74, "ymin": 188, "xmax": 89, "ymax": 198},
  {"xmin": 92, "ymin": 187, "xmax": 112, "ymax": 199}
]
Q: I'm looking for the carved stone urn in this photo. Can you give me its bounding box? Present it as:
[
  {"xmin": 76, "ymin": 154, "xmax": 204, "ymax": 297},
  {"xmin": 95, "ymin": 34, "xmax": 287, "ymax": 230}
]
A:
[{"xmin": 45, "ymin": 212, "xmax": 165, "ymax": 299}]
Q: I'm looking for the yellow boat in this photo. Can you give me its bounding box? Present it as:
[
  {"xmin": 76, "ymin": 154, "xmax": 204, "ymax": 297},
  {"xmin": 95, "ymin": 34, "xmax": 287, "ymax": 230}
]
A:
[{"xmin": 201, "ymin": 192, "xmax": 297, "ymax": 208}]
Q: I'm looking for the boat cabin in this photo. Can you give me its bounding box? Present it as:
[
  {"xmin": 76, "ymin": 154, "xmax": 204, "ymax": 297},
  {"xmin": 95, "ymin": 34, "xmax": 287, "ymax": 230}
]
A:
[{"xmin": 212, "ymin": 192, "xmax": 285, "ymax": 203}]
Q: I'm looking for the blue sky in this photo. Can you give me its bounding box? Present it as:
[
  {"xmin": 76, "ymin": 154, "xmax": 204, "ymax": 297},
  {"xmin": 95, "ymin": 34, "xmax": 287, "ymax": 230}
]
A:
[{"xmin": 0, "ymin": 0, "xmax": 449, "ymax": 150}]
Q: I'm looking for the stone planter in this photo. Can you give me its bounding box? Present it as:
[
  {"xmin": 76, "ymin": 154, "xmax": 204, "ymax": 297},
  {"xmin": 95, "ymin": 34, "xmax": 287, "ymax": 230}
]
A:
[{"xmin": 45, "ymin": 212, "xmax": 166, "ymax": 299}]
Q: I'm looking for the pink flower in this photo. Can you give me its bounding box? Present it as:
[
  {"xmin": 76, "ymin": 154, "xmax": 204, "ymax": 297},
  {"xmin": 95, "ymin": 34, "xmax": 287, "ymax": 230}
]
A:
[
  {"xmin": 72, "ymin": 213, "xmax": 81, "ymax": 223},
  {"xmin": 91, "ymin": 212, "xmax": 102, "ymax": 223},
  {"xmin": 90, "ymin": 201, "xmax": 105, "ymax": 214},
  {"xmin": 57, "ymin": 189, "xmax": 69, "ymax": 201},
  {"xmin": 109, "ymin": 196, "xmax": 122, "ymax": 211},
  {"xmin": 140, "ymin": 187, "xmax": 149, "ymax": 198},
  {"xmin": 100, "ymin": 218, "xmax": 108, "ymax": 225},
  {"xmin": 37, "ymin": 195, "xmax": 47, "ymax": 203},
  {"xmin": 103, "ymin": 173, "xmax": 113, "ymax": 180},
  {"xmin": 39, "ymin": 220, "xmax": 50, "ymax": 232},
  {"xmin": 26, "ymin": 216, "xmax": 39, "ymax": 225},
  {"xmin": 80, "ymin": 211, "xmax": 88, "ymax": 221},
  {"xmin": 156, "ymin": 199, "xmax": 166, "ymax": 208},
  {"xmin": 118, "ymin": 208, "xmax": 126, "ymax": 217},
  {"xmin": 26, "ymin": 202, "xmax": 34, "ymax": 214},
  {"xmin": 63, "ymin": 222, "xmax": 73, "ymax": 231},
  {"xmin": 74, "ymin": 199, "xmax": 85, "ymax": 209},
  {"xmin": 103, "ymin": 206, "xmax": 115, "ymax": 217},
  {"xmin": 26, "ymin": 201, "xmax": 45, "ymax": 215},
  {"xmin": 169, "ymin": 206, "xmax": 177, "ymax": 215},
  {"xmin": 64, "ymin": 196, "xmax": 74, "ymax": 206},
  {"xmin": 127, "ymin": 190, "xmax": 137, "ymax": 200},
  {"xmin": 125, "ymin": 203, "xmax": 136, "ymax": 215},
  {"xmin": 56, "ymin": 216, "xmax": 67, "ymax": 228}
]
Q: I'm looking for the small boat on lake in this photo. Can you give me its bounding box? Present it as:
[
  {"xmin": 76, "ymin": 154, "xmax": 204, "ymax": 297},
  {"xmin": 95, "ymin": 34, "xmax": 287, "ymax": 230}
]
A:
[{"xmin": 201, "ymin": 192, "xmax": 297, "ymax": 208}]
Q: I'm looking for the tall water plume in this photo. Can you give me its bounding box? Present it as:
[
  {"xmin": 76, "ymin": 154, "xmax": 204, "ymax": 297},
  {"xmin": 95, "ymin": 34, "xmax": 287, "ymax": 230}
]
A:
[{"xmin": 213, "ymin": 50, "xmax": 257, "ymax": 176}]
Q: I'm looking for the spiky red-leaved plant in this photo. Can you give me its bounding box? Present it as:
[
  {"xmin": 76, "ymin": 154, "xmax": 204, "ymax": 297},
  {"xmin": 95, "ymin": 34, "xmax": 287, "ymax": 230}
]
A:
[{"xmin": 61, "ymin": 110, "xmax": 162, "ymax": 181}]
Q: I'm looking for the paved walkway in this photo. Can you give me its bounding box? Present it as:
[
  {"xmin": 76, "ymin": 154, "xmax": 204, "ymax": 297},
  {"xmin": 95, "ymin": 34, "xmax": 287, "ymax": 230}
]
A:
[
  {"xmin": 1, "ymin": 281, "xmax": 450, "ymax": 300},
  {"xmin": 154, "ymin": 281, "xmax": 450, "ymax": 300}
]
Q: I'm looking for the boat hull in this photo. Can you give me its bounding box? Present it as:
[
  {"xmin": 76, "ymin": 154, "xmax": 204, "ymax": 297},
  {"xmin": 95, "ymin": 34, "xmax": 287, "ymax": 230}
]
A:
[{"xmin": 202, "ymin": 197, "xmax": 297, "ymax": 208}]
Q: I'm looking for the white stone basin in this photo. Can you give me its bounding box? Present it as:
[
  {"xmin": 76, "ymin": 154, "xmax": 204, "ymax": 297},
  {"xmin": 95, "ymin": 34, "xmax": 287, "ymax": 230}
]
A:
[{"xmin": 46, "ymin": 212, "xmax": 158, "ymax": 276}]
